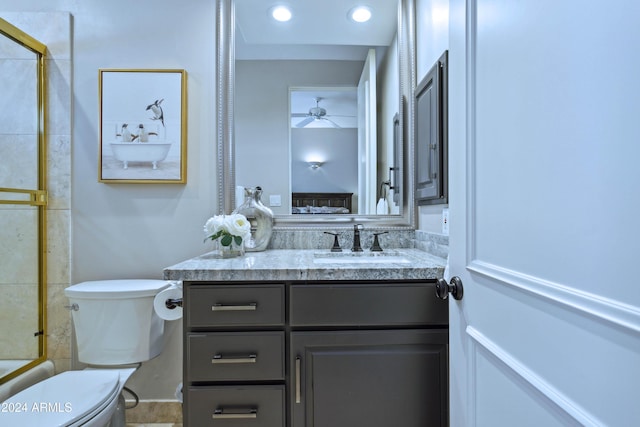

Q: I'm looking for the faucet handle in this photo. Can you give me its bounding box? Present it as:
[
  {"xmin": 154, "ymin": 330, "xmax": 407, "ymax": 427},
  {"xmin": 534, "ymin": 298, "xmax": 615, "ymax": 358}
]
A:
[
  {"xmin": 323, "ymin": 231, "xmax": 342, "ymax": 252},
  {"xmin": 351, "ymin": 224, "xmax": 364, "ymax": 252},
  {"xmin": 370, "ymin": 231, "xmax": 389, "ymax": 252}
]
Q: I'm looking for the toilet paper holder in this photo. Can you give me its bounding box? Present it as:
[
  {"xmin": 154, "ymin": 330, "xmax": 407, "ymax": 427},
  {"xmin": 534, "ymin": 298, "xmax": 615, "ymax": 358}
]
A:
[{"xmin": 165, "ymin": 298, "xmax": 183, "ymax": 309}]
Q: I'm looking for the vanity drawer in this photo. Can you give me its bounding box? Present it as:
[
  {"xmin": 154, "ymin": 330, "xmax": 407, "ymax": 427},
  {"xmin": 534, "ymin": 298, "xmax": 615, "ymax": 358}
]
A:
[
  {"xmin": 187, "ymin": 385, "xmax": 285, "ymax": 427},
  {"xmin": 187, "ymin": 284, "xmax": 285, "ymax": 328},
  {"xmin": 290, "ymin": 283, "xmax": 447, "ymax": 327},
  {"xmin": 187, "ymin": 331, "xmax": 285, "ymax": 382}
]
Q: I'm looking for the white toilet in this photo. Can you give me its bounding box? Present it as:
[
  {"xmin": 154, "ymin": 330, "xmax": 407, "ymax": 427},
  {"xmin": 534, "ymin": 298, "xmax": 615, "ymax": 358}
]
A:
[{"xmin": 1, "ymin": 279, "xmax": 172, "ymax": 427}]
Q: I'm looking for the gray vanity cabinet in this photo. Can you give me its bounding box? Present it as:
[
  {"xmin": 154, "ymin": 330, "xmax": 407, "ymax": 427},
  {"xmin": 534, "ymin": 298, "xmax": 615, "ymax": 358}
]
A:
[
  {"xmin": 183, "ymin": 281, "xmax": 447, "ymax": 427},
  {"xmin": 184, "ymin": 283, "xmax": 287, "ymax": 426},
  {"xmin": 290, "ymin": 330, "xmax": 447, "ymax": 427},
  {"xmin": 289, "ymin": 283, "xmax": 448, "ymax": 427}
]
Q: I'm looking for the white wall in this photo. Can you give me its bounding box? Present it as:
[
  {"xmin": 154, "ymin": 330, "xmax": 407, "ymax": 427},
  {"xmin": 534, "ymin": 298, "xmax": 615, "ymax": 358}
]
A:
[
  {"xmin": 235, "ymin": 60, "xmax": 363, "ymax": 214},
  {"xmin": 377, "ymin": 35, "xmax": 400, "ymax": 200},
  {"xmin": 291, "ymin": 128, "xmax": 358, "ymax": 198},
  {"xmin": 416, "ymin": 0, "xmax": 450, "ymax": 80},
  {"xmin": 415, "ymin": 0, "xmax": 450, "ymax": 233},
  {"xmin": 0, "ymin": 0, "xmax": 218, "ymax": 401}
]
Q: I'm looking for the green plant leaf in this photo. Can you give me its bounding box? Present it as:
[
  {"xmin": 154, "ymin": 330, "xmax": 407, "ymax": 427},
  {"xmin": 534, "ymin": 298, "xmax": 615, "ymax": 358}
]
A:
[
  {"xmin": 233, "ymin": 235, "xmax": 243, "ymax": 245},
  {"xmin": 220, "ymin": 234, "xmax": 233, "ymax": 246},
  {"xmin": 205, "ymin": 230, "xmax": 223, "ymax": 243}
]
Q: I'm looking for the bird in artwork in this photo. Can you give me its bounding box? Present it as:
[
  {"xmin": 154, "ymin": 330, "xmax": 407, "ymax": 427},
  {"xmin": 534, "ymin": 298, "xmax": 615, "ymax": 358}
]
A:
[
  {"xmin": 137, "ymin": 124, "xmax": 148, "ymax": 142},
  {"xmin": 146, "ymin": 98, "xmax": 164, "ymax": 127},
  {"xmin": 120, "ymin": 123, "xmax": 132, "ymax": 142}
]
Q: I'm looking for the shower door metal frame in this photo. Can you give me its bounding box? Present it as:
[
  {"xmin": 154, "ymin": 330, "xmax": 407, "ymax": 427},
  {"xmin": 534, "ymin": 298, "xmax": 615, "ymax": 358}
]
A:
[{"xmin": 0, "ymin": 18, "xmax": 48, "ymax": 385}]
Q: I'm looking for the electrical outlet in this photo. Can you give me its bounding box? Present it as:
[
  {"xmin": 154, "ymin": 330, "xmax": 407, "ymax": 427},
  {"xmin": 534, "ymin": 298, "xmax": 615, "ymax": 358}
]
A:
[
  {"xmin": 269, "ymin": 194, "xmax": 282, "ymax": 207},
  {"xmin": 442, "ymin": 208, "xmax": 449, "ymax": 235}
]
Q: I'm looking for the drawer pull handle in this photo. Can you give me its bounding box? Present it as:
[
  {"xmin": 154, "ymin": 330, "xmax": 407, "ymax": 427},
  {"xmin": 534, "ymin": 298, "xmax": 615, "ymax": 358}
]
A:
[
  {"xmin": 211, "ymin": 302, "xmax": 257, "ymax": 311},
  {"xmin": 212, "ymin": 408, "xmax": 258, "ymax": 419},
  {"xmin": 295, "ymin": 356, "xmax": 301, "ymax": 403},
  {"xmin": 212, "ymin": 354, "xmax": 257, "ymax": 364}
]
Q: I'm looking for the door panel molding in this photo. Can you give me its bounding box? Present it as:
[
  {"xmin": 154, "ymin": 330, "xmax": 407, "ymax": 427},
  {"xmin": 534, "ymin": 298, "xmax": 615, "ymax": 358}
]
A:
[
  {"xmin": 468, "ymin": 260, "xmax": 640, "ymax": 335},
  {"xmin": 465, "ymin": 0, "xmax": 478, "ymax": 267},
  {"xmin": 465, "ymin": 0, "xmax": 638, "ymax": 337},
  {"xmin": 467, "ymin": 326, "xmax": 601, "ymax": 426}
]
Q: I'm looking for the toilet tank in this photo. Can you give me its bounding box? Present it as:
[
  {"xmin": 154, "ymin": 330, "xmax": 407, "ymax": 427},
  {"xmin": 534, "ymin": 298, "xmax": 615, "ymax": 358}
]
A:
[{"xmin": 64, "ymin": 279, "xmax": 171, "ymax": 365}]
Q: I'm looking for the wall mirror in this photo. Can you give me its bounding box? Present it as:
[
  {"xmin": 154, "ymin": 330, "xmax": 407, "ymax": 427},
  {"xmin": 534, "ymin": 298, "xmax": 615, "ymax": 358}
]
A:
[
  {"xmin": 0, "ymin": 18, "xmax": 47, "ymax": 385},
  {"xmin": 216, "ymin": 0, "xmax": 416, "ymax": 228}
]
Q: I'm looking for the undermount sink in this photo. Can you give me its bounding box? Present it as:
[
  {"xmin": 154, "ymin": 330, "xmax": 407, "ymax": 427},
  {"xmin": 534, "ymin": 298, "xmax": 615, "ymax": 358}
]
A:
[{"xmin": 312, "ymin": 251, "xmax": 413, "ymax": 265}]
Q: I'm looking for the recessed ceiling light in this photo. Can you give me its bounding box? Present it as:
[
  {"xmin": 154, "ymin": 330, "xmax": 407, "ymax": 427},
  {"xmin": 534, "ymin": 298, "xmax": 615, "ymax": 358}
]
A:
[
  {"xmin": 349, "ymin": 6, "xmax": 372, "ymax": 23},
  {"xmin": 271, "ymin": 5, "xmax": 292, "ymax": 22}
]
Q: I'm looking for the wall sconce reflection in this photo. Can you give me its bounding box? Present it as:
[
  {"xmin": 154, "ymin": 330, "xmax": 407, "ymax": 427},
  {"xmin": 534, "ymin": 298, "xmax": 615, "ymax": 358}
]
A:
[{"xmin": 308, "ymin": 161, "xmax": 324, "ymax": 170}]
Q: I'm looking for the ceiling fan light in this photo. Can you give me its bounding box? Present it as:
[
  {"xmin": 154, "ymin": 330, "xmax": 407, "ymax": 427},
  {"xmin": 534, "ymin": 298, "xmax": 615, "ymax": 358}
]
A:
[
  {"xmin": 349, "ymin": 6, "xmax": 372, "ymax": 23},
  {"xmin": 271, "ymin": 5, "xmax": 292, "ymax": 22}
]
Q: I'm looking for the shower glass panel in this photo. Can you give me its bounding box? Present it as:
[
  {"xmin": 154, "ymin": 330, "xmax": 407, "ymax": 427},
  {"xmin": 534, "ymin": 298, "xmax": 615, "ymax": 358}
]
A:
[
  {"xmin": 0, "ymin": 209, "xmax": 40, "ymax": 361},
  {"xmin": 0, "ymin": 18, "xmax": 47, "ymax": 384}
]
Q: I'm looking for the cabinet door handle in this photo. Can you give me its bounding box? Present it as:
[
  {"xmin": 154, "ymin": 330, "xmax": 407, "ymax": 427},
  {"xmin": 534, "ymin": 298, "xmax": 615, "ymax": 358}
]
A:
[
  {"xmin": 295, "ymin": 356, "xmax": 301, "ymax": 404},
  {"xmin": 211, "ymin": 354, "xmax": 257, "ymax": 364},
  {"xmin": 211, "ymin": 302, "xmax": 257, "ymax": 311},
  {"xmin": 212, "ymin": 408, "xmax": 258, "ymax": 419}
]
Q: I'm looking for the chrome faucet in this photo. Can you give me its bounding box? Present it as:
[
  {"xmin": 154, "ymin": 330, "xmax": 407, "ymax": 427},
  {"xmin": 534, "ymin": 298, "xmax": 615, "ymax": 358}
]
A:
[{"xmin": 352, "ymin": 224, "xmax": 364, "ymax": 252}]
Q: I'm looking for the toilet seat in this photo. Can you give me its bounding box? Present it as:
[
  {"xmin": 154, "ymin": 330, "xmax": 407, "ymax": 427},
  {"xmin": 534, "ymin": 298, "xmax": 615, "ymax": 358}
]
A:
[{"xmin": 1, "ymin": 370, "xmax": 121, "ymax": 427}]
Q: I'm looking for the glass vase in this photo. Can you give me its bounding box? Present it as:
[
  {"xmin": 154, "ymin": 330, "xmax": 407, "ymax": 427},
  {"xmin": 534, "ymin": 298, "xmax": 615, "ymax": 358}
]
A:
[
  {"xmin": 212, "ymin": 238, "xmax": 245, "ymax": 258},
  {"xmin": 233, "ymin": 186, "xmax": 274, "ymax": 252}
]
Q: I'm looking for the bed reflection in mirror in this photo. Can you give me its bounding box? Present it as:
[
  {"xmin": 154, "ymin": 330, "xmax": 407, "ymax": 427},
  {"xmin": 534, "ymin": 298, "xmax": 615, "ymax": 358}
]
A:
[{"xmin": 292, "ymin": 192, "xmax": 353, "ymax": 214}]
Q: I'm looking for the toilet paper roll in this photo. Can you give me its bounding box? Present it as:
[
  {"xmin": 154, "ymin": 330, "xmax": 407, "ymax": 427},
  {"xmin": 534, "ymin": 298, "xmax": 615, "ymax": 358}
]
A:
[{"xmin": 154, "ymin": 286, "xmax": 183, "ymax": 321}]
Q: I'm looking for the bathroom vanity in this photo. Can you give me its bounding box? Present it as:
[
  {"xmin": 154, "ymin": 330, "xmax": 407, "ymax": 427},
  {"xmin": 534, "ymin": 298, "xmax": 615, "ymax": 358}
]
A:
[{"xmin": 164, "ymin": 249, "xmax": 448, "ymax": 427}]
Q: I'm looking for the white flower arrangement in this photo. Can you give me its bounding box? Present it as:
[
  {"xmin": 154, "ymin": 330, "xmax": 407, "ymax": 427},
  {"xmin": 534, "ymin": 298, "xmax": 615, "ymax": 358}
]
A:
[{"xmin": 204, "ymin": 214, "xmax": 251, "ymax": 247}]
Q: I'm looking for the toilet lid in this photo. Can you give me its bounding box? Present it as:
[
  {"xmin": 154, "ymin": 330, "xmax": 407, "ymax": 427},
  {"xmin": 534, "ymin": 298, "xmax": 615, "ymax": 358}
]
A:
[
  {"xmin": 1, "ymin": 370, "xmax": 120, "ymax": 427},
  {"xmin": 65, "ymin": 279, "xmax": 170, "ymax": 298}
]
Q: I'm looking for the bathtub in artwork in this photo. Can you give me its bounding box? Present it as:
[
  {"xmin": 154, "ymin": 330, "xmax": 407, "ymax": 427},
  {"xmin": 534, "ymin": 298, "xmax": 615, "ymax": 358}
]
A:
[{"xmin": 109, "ymin": 141, "xmax": 172, "ymax": 170}]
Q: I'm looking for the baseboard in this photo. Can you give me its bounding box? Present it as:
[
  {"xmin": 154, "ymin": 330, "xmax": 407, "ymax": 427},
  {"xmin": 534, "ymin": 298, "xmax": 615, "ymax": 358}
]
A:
[{"xmin": 125, "ymin": 399, "xmax": 182, "ymax": 424}]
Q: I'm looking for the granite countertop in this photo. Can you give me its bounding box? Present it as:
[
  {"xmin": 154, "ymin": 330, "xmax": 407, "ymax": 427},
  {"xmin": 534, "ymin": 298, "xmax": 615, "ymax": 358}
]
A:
[{"xmin": 163, "ymin": 249, "xmax": 446, "ymax": 282}]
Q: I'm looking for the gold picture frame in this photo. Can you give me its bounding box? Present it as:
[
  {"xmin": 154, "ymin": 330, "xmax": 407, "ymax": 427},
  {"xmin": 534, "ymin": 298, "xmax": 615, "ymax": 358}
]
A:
[{"xmin": 98, "ymin": 69, "xmax": 187, "ymax": 183}]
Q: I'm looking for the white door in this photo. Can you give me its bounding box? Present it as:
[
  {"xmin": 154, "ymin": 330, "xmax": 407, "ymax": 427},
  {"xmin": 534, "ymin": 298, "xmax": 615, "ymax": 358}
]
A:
[
  {"xmin": 447, "ymin": 1, "xmax": 640, "ymax": 426},
  {"xmin": 358, "ymin": 48, "xmax": 377, "ymax": 214}
]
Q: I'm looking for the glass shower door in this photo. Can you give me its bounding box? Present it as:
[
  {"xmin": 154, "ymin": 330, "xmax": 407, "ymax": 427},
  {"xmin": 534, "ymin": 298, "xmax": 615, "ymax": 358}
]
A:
[{"xmin": 0, "ymin": 18, "xmax": 47, "ymax": 384}]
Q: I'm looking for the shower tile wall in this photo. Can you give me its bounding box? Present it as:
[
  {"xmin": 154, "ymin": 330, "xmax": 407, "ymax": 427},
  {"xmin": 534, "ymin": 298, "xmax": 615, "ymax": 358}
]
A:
[{"xmin": 0, "ymin": 12, "xmax": 72, "ymax": 373}]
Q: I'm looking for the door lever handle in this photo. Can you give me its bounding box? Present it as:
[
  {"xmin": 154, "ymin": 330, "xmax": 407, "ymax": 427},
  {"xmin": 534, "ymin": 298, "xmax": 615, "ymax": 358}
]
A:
[{"xmin": 436, "ymin": 276, "xmax": 464, "ymax": 300}]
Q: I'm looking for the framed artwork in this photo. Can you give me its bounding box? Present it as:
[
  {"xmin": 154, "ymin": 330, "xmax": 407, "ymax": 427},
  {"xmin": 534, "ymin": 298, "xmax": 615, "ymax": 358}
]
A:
[{"xmin": 98, "ymin": 69, "xmax": 187, "ymax": 183}]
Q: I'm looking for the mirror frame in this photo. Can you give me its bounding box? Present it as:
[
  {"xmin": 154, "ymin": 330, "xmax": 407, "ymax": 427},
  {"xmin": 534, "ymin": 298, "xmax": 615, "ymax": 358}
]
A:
[{"xmin": 216, "ymin": 0, "xmax": 417, "ymax": 229}]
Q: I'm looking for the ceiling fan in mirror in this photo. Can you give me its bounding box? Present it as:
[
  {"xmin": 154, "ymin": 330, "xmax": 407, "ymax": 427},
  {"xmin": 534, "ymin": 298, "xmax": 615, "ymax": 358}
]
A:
[{"xmin": 292, "ymin": 97, "xmax": 354, "ymax": 128}]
